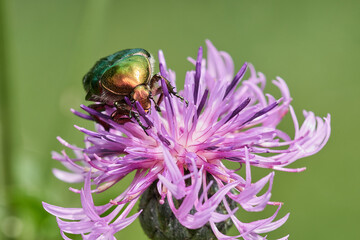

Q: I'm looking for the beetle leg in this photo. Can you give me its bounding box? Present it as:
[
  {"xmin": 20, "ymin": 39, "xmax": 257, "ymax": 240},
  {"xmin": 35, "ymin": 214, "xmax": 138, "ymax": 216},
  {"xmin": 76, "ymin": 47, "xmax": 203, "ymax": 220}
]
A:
[
  {"xmin": 149, "ymin": 92, "xmax": 161, "ymax": 112},
  {"xmin": 113, "ymin": 100, "xmax": 150, "ymax": 134},
  {"xmin": 129, "ymin": 110, "xmax": 150, "ymax": 132},
  {"xmin": 111, "ymin": 101, "xmax": 132, "ymax": 125},
  {"xmin": 149, "ymin": 75, "xmax": 165, "ymax": 106},
  {"xmin": 156, "ymin": 93, "xmax": 165, "ymax": 107},
  {"xmin": 111, "ymin": 109, "xmax": 132, "ymax": 125},
  {"xmin": 150, "ymin": 74, "xmax": 188, "ymax": 106},
  {"xmin": 88, "ymin": 103, "xmax": 106, "ymax": 111},
  {"xmin": 88, "ymin": 103, "xmax": 112, "ymax": 131}
]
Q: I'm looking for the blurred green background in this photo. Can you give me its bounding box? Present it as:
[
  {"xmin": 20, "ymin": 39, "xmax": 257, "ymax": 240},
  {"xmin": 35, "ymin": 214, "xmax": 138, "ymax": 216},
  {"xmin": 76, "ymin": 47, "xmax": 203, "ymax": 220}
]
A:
[{"xmin": 0, "ymin": 0, "xmax": 358, "ymax": 239}]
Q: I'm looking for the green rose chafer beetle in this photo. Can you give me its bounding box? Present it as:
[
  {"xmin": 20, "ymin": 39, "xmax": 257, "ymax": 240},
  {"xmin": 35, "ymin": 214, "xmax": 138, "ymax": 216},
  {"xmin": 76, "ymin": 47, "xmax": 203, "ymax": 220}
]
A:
[{"xmin": 83, "ymin": 48, "xmax": 186, "ymax": 131}]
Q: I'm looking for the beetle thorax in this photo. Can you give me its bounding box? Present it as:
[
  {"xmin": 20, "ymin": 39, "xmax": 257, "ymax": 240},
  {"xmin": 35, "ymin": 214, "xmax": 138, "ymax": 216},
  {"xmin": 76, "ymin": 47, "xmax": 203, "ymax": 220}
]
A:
[{"xmin": 132, "ymin": 85, "xmax": 151, "ymax": 111}]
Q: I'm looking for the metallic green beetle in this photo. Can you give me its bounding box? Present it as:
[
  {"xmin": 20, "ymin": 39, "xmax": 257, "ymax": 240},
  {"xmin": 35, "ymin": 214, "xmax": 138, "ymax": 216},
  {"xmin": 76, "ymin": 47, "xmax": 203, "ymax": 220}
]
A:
[{"xmin": 83, "ymin": 48, "xmax": 186, "ymax": 130}]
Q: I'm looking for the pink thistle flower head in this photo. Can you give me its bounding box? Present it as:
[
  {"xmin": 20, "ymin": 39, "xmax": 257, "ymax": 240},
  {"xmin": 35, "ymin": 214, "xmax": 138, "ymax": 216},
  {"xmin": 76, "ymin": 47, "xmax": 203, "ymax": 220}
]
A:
[{"xmin": 43, "ymin": 40, "xmax": 331, "ymax": 240}]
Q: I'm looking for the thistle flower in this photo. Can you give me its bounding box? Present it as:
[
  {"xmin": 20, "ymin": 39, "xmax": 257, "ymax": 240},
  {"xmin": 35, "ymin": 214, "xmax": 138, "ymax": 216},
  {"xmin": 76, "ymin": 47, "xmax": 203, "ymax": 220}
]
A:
[{"xmin": 43, "ymin": 40, "xmax": 331, "ymax": 240}]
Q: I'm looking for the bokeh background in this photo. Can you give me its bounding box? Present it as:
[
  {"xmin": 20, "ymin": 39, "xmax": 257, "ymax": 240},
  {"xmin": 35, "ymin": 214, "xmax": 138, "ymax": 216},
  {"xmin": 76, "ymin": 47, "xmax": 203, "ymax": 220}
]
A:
[{"xmin": 0, "ymin": 0, "xmax": 358, "ymax": 239}]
